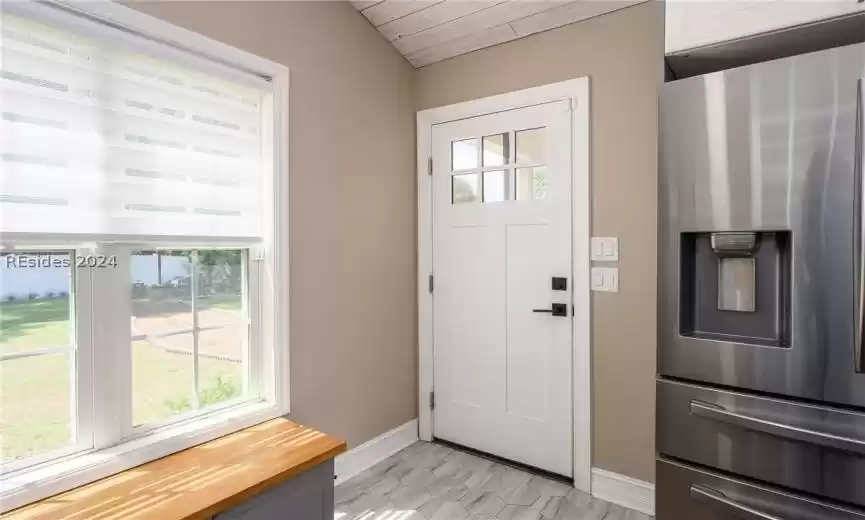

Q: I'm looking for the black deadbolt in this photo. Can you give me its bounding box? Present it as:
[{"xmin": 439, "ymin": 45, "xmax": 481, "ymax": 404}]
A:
[{"xmin": 552, "ymin": 277, "xmax": 567, "ymax": 291}]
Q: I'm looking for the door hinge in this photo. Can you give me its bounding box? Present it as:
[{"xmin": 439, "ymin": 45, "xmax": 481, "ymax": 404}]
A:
[
  {"xmin": 428, "ymin": 157, "xmax": 433, "ymax": 176},
  {"xmin": 429, "ymin": 390, "xmax": 435, "ymax": 410},
  {"xmin": 428, "ymin": 274, "xmax": 434, "ymax": 293}
]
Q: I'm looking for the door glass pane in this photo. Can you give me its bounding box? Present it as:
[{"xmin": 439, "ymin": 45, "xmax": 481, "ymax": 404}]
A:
[
  {"xmin": 483, "ymin": 134, "xmax": 509, "ymax": 167},
  {"xmin": 517, "ymin": 167, "xmax": 549, "ymax": 201},
  {"xmin": 516, "ymin": 128, "xmax": 544, "ymax": 164},
  {"xmin": 452, "ymin": 138, "xmax": 479, "ymax": 171},
  {"xmin": 0, "ymin": 352, "xmax": 72, "ymax": 462},
  {"xmin": 453, "ymin": 173, "xmax": 480, "ymax": 204},
  {"xmin": 483, "ymin": 170, "xmax": 506, "ymax": 203},
  {"xmin": 0, "ymin": 251, "xmax": 75, "ymax": 463},
  {"xmin": 0, "ymin": 252, "xmax": 72, "ymax": 355},
  {"xmin": 532, "ymin": 166, "xmax": 549, "ymax": 200}
]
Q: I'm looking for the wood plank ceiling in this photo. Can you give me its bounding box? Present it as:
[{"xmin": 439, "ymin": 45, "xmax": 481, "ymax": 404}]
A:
[{"xmin": 351, "ymin": 0, "xmax": 644, "ymax": 67}]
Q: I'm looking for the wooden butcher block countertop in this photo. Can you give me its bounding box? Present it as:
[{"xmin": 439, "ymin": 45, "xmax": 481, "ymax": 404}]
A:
[{"xmin": 1, "ymin": 418, "xmax": 346, "ymax": 520}]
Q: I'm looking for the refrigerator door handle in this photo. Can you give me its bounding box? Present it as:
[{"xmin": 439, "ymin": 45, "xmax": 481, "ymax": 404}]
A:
[
  {"xmin": 857, "ymin": 78, "xmax": 865, "ymax": 373},
  {"xmin": 690, "ymin": 485, "xmax": 785, "ymax": 520},
  {"xmin": 690, "ymin": 400, "xmax": 865, "ymax": 454}
]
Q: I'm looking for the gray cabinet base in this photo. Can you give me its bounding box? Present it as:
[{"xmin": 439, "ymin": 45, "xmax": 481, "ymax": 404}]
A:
[{"xmin": 214, "ymin": 460, "xmax": 334, "ymax": 520}]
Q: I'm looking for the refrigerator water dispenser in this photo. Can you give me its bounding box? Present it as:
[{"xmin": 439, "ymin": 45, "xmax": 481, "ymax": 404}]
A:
[{"xmin": 679, "ymin": 231, "xmax": 791, "ymax": 347}]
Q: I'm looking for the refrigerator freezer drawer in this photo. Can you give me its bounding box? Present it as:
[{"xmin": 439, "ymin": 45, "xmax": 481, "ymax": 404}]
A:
[
  {"xmin": 657, "ymin": 458, "xmax": 865, "ymax": 520},
  {"xmin": 657, "ymin": 378, "xmax": 865, "ymax": 507}
]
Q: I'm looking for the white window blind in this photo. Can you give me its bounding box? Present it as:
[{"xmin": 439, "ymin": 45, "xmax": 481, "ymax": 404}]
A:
[{"xmin": 0, "ymin": 13, "xmax": 267, "ymax": 238}]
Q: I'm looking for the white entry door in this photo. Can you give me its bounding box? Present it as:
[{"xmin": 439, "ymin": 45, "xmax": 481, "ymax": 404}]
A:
[{"xmin": 431, "ymin": 100, "xmax": 573, "ymax": 477}]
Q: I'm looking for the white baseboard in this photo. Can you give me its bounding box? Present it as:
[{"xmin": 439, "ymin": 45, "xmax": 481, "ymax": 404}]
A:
[
  {"xmin": 334, "ymin": 419, "xmax": 418, "ymax": 485},
  {"xmin": 591, "ymin": 467, "xmax": 655, "ymax": 516}
]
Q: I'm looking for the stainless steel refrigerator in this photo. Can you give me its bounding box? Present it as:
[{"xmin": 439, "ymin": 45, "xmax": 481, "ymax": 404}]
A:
[{"xmin": 657, "ymin": 43, "xmax": 865, "ymax": 518}]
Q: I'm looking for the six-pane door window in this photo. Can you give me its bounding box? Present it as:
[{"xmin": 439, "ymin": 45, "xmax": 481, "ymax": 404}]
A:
[{"xmin": 450, "ymin": 127, "xmax": 549, "ymax": 204}]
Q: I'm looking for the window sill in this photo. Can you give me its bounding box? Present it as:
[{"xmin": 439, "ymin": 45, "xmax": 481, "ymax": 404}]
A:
[
  {"xmin": 1, "ymin": 417, "xmax": 345, "ymax": 520},
  {"xmin": 0, "ymin": 400, "xmax": 285, "ymax": 514}
]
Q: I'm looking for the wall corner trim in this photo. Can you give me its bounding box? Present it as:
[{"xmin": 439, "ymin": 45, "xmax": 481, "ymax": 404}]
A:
[
  {"xmin": 334, "ymin": 419, "xmax": 419, "ymax": 485},
  {"xmin": 591, "ymin": 467, "xmax": 655, "ymax": 516}
]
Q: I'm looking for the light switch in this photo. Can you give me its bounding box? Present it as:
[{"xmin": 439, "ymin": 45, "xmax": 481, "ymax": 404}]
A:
[
  {"xmin": 591, "ymin": 267, "xmax": 619, "ymax": 292},
  {"xmin": 591, "ymin": 237, "xmax": 619, "ymax": 262}
]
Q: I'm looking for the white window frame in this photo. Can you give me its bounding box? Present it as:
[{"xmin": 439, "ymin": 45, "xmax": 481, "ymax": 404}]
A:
[{"xmin": 0, "ymin": 1, "xmax": 290, "ymax": 512}]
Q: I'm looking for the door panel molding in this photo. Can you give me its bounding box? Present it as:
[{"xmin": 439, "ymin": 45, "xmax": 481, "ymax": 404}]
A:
[{"xmin": 416, "ymin": 77, "xmax": 592, "ymax": 492}]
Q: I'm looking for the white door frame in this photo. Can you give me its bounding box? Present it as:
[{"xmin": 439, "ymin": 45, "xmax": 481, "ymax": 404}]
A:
[{"xmin": 416, "ymin": 77, "xmax": 592, "ymax": 492}]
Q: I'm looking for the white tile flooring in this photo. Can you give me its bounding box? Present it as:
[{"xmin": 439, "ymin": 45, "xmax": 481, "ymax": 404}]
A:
[{"xmin": 334, "ymin": 442, "xmax": 653, "ymax": 520}]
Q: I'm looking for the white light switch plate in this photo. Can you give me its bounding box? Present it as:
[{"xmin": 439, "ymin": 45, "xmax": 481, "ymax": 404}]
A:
[
  {"xmin": 591, "ymin": 237, "xmax": 619, "ymax": 262},
  {"xmin": 591, "ymin": 267, "xmax": 619, "ymax": 292}
]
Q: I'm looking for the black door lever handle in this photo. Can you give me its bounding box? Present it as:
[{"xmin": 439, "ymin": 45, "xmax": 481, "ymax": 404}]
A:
[{"xmin": 532, "ymin": 303, "xmax": 568, "ymax": 317}]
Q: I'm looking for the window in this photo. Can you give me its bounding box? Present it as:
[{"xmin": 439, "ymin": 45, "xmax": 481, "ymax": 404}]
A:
[
  {"xmin": 0, "ymin": 2, "xmax": 288, "ymax": 510},
  {"xmin": 450, "ymin": 127, "xmax": 548, "ymax": 204},
  {"xmin": 130, "ymin": 249, "xmax": 249, "ymax": 427},
  {"xmin": 0, "ymin": 252, "xmax": 75, "ymax": 464}
]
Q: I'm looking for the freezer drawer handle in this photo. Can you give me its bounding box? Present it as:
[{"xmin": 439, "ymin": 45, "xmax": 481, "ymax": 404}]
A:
[
  {"xmin": 690, "ymin": 400, "xmax": 865, "ymax": 454},
  {"xmin": 690, "ymin": 485, "xmax": 785, "ymax": 520}
]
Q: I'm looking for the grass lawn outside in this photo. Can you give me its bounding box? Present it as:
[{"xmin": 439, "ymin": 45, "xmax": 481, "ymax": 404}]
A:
[
  {"xmin": 0, "ymin": 298, "xmax": 72, "ymax": 355},
  {"xmin": 206, "ymin": 293, "xmax": 242, "ymax": 312},
  {"xmin": 0, "ymin": 352, "xmax": 71, "ymax": 463},
  {"xmin": 0, "ymin": 296, "xmax": 245, "ymax": 463}
]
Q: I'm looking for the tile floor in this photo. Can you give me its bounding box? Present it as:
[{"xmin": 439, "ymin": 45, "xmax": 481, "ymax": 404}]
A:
[{"xmin": 334, "ymin": 442, "xmax": 653, "ymax": 520}]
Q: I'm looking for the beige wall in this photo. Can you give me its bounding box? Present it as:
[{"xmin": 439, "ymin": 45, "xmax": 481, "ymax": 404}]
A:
[
  {"xmin": 130, "ymin": 1, "xmax": 418, "ymax": 449},
  {"xmin": 134, "ymin": 0, "xmax": 661, "ymax": 482},
  {"xmin": 416, "ymin": 1, "xmax": 663, "ymax": 482}
]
